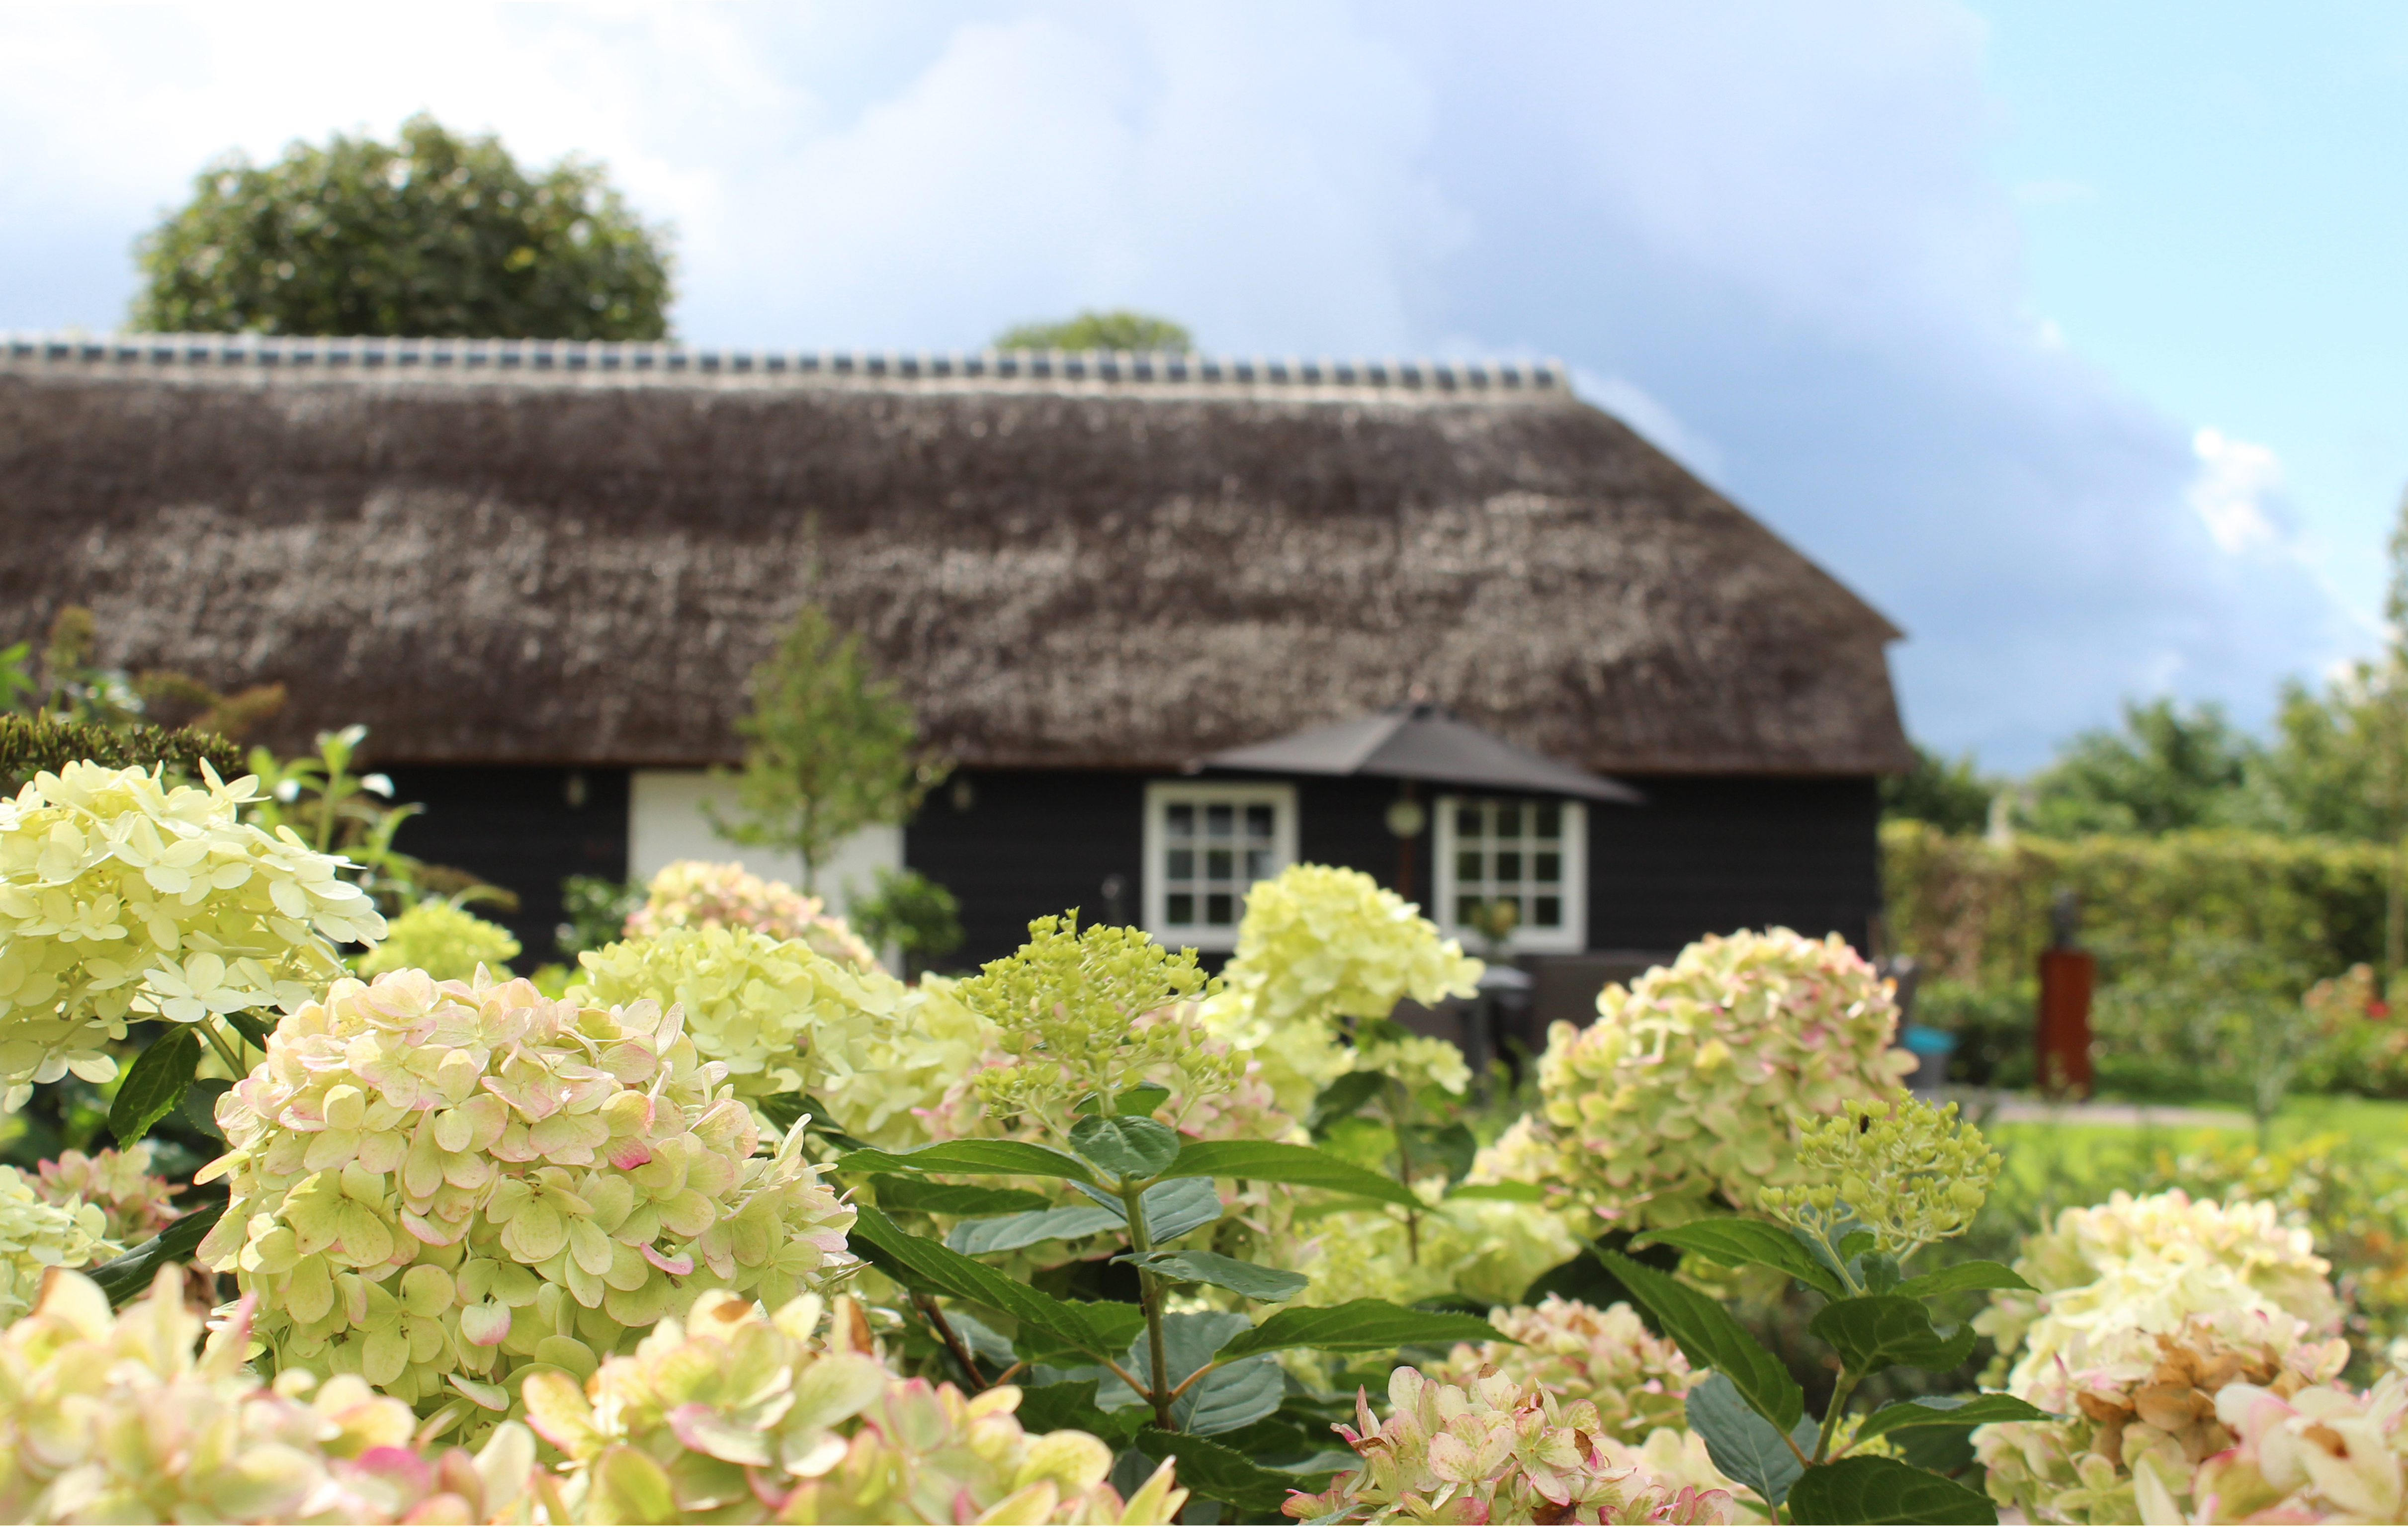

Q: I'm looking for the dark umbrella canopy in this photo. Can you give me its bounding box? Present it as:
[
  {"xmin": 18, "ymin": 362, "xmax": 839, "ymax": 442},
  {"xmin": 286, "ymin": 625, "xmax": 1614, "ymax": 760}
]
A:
[{"xmin": 1200, "ymin": 704, "xmax": 1643, "ymax": 803}]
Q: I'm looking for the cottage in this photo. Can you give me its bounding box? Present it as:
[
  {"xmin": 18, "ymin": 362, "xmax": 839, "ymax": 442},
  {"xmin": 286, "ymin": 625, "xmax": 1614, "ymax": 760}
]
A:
[{"xmin": 0, "ymin": 334, "xmax": 1912, "ymax": 1011}]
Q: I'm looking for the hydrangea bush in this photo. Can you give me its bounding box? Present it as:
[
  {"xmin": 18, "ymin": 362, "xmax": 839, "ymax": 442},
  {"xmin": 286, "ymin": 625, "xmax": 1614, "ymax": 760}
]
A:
[
  {"xmin": 1431, "ymin": 1296, "xmax": 1701, "ymax": 1443},
  {"xmin": 1479, "ymin": 928, "xmax": 1914, "ymax": 1228},
  {"xmin": 31, "ymin": 1142, "xmax": 179, "ymax": 1244},
  {"xmin": 0, "ymin": 761, "xmax": 385, "ymax": 1106},
  {"xmin": 625, "ymin": 860, "xmax": 878, "ymax": 972},
  {"xmin": 355, "ymin": 898, "xmax": 521, "ymax": 982},
  {"xmin": 194, "ymin": 968, "xmax": 858, "ymax": 1410}
]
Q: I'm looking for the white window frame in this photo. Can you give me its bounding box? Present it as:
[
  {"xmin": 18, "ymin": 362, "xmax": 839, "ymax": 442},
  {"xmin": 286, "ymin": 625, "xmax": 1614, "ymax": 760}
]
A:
[
  {"xmin": 1142, "ymin": 781, "xmax": 1297, "ymax": 951},
  {"xmin": 1432, "ymin": 795, "xmax": 1588, "ymax": 954}
]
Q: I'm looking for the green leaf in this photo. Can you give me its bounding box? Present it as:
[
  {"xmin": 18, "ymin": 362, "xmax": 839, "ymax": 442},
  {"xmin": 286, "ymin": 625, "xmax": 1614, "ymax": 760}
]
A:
[
  {"xmin": 1411, "ymin": 1121, "xmax": 1477, "ymax": 1184},
  {"xmin": 1013, "ymin": 1302, "xmax": 1149, "ymax": 1368},
  {"xmin": 1117, "ymin": 1250, "xmax": 1310, "ymax": 1301},
  {"xmin": 86, "ymin": 1201, "xmax": 227, "ymax": 1309},
  {"xmin": 846, "ymin": 1205, "xmax": 1116, "ymax": 1360},
  {"xmin": 1635, "ymin": 1219, "xmax": 1846, "ymax": 1300},
  {"xmin": 1445, "ymin": 1181, "xmax": 1544, "ymax": 1202},
  {"xmin": 1134, "ymin": 1428, "xmax": 1312, "ymax": 1515},
  {"xmin": 866, "ymin": 1177, "xmax": 1053, "ymax": 1217},
  {"xmin": 180, "ymin": 1077, "xmax": 233, "ymax": 1140},
  {"xmin": 1101, "ymin": 1311, "xmax": 1285, "ymax": 1436},
  {"xmin": 1069, "ymin": 1114, "xmax": 1183, "ymax": 1181},
  {"xmin": 1852, "ymin": 1393, "xmax": 2055, "ymax": 1443},
  {"xmin": 1132, "ymin": 1177, "xmax": 1223, "ymax": 1243},
  {"xmin": 110, "ymin": 1027, "xmax": 201, "ymax": 1149},
  {"xmin": 947, "ymin": 1204, "xmax": 1126, "ymax": 1256},
  {"xmin": 1806, "ymin": 1296, "xmax": 1978, "ymax": 1378},
  {"xmin": 1016, "ymin": 1380, "xmax": 1145, "ymax": 1445},
  {"xmin": 1786, "ymin": 1455, "xmax": 1997, "ymax": 1525},
  {"xmin": 221, "ymin": 1010, "xmax": 276, "ymax": 1053},
  {"xmin": 1210, "ymin": 1299, "xmax": 1505, "ymax": 1360},
  {"xmin": 837, "ymin": 1141, "xmax": 1098, "ymax": 1187},
  {"xmin": 1075, "ymin": 1084, "xmax": 1173, "ymax": 1117},
  {"xmin": 1598, "ymin": 1250, "xmax": 1803, "ymax": 1431},
  {"xmin": 1306, "ymin": 1071, "xmax": 1389, "ymax": 1134},
  {"xmin": 1686, "ymin": 1374, "xmax": 1817, "ymax": 1510},
  {"xmin": 1889, "ymin": 1261, "xmax": 2038, "ymax": 1301},
  {"xmin": 759, "ymin": 1093, "xmax": 871, "ymax": 1152},
  {"xmin": 1164, "ymin": 1141, "xmax": 1421, "ymax": 1209}
]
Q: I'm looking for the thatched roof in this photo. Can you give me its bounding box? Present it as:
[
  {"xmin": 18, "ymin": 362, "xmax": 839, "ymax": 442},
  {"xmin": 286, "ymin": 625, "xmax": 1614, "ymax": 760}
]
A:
[{"xmin": 0, "ymin": 333, "xmax": 1910, "ymax": 775}]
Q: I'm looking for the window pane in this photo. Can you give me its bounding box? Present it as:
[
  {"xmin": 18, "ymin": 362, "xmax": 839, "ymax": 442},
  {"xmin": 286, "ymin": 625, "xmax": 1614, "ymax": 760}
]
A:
[
  {"xmin": 1500, "ymin": 895, "xmax": 1523, "ymax": 921},
  {"xmin": 1206, "ymin": 848, "xmax": 1233, "ymax": 879},
  {"xmin": 1244, "ymin": 803, "xmax": 1274, "ymax": 838},
  {"xmin": 1535, "ymin": 803, "xmax": 1561, "ymax": 839},
  {"xmin": 1167, "ymin": 848, "xmax": 1194, "ymax": 880},
  {"xmin": 1167, "ymin": 803, "xmax": 1195, "ymax": 836},
  {"xmin": 1206, "ymin": 804, "xmax": 1234, "ymax": 837},
  {"xmin": 1535, "ymin": 895, "xmax": 1561, "ymax": 928},
  {"xmin": 1456, "ymin": 805, "xmax": 1481, "ymax": 838},
  {"xmin": 1495, "ymin": 804, "xmax": 1522, "ymax": 838},
  {"xmin": 1206, "ymin": 892, "xmax": 1234, "ymax": 925},
  {"xmin": 1245, "ymin": 848, "xmax": 1271, "ymax": 881},
  {"xmin": 1456, "ymin": 894, "xmax": 1481, "ymax": 924},
  {"xmin": 1496, "ymin": 851, "xmax": 1523, "ymax": 881},
  {"xmin": 1535, "ymin": 851, "xmax": 1560, "ymax": 883},
  {"xmin": 1167, "ymin": 893, "xmax": 1195, "ymax": 924},
  {"xmin": 1456, "ymin": 849, "xmax": 1482, "ymax": 881}
]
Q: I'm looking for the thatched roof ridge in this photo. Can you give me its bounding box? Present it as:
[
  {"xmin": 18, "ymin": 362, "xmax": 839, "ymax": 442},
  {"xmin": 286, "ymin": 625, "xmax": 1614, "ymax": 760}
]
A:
[{"xmin": 0, "ymin": 332, "xmax": 1912, "ymax": 776}]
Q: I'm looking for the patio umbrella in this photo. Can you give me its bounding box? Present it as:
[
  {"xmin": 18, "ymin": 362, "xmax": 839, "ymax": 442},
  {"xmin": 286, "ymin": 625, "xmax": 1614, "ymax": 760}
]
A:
[{"xmin": 1199, "ymin": 702, "xmax": 1643, "ymax": 803}]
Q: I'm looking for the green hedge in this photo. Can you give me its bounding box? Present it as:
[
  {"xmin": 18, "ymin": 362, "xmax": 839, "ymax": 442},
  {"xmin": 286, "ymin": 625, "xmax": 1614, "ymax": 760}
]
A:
[
  {"xmin": 0, "ymin": 715, "xmax": 249, "ymax": 795},
  {"xmin": 1882, "ymin": 820, "xmax": 2389, "ymax": 989}
]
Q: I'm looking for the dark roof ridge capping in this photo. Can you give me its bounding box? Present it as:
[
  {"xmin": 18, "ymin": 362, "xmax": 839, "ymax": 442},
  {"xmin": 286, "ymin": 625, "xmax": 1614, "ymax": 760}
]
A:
[
  {"xmin": 1, "ymin": 331, "xmax": 1567, "ymax": 404},
  {"xmin": 0, "ymin": 334, "xmax": 1913, "ymax": 777}
]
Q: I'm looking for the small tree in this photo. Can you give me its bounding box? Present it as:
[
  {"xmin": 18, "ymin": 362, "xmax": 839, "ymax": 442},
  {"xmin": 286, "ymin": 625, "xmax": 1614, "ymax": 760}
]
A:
[
  {"xmin": 133, "ymin": 113, "xmax": 671, "ymax": 339},
  {"xmin": 993, "ymin": 309, "xmax": 1192, "ymax": 352},
  {"xmin": 710, "ymin": 603, "xmax": 946, "ymax": 893}
]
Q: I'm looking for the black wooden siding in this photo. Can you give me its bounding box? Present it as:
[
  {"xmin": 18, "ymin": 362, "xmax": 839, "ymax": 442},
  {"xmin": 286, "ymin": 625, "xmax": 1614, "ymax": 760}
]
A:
[{"xmin": 383, "ymin": 766, "xmax": 632, "ymax": 966}]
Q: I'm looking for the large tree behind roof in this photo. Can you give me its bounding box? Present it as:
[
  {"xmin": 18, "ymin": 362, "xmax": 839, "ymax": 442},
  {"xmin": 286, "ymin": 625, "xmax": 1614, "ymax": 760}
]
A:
[
  {"xmin": 993, "ymin": 309, "xmax": 1193, "ymax": 353},
  {"xmin": 131, "ymin": 113, "xmax": 672, "ymax": 340}
]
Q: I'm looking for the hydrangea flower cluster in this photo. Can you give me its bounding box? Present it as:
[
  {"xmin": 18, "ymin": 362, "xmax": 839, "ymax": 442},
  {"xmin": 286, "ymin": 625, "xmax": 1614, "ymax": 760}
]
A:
[
  {"xmin": 579, "ymin": 923, "xmax": 913, "ymax": 1111},
  {"xmin": 0, "ymin": 762, "xmax": 386, "ymax": 1107},
  {"xmin": 194, "ymin": 968, "xmax": 858, "ymax": 1410},
  {"xmin": 2140, "ymin": 1370, "xmax": 2408, "ymax": 1525},
  {"xmin": 32, "ymin": 1142, "xmax": 180, "ymax": 1244},
  {"xmin": 356, "ymin": 899, "xmax": 521, "ymax": 983},
  {"xmin": 1282, "ymin": 1197, "xmax": 1582, "ymax": 1312},
  {"xmin": 1281, "ymin": 1366, "xmax": 1736, "ymax": 1525},
  {"xmin": 1473, "ymin": 929, "xmax": 1913, "ymax": 1228},
  {"xmin": 1203, "ymin": 864, "xmax": 1481, "ymax": 1116},
  {"xmin": 0, "ymin": 1166, "xmax": 114, "ymax": 1324},
  {"xmin": 1431, "ymin": 1297, "xmax": 1700, "ymax": 1443},
  {"xmin": 0, "ymin": 1265, "xmax": 544, "ymax": 1525},
  {"xmin": 625, "ymin": 860, "xmax": 878, "ymax": 972},
  {"xmin": 1979, "ymin": 1310, "xmax": 2348, "ymax": 1525},
  {"xmin": 523, "ymin": 1288, "xmax": 1184, "ymax": 1525},
  {"xmin": 1760, "ymin": 1098, "xmax": 1999, "ymax": 1261}
]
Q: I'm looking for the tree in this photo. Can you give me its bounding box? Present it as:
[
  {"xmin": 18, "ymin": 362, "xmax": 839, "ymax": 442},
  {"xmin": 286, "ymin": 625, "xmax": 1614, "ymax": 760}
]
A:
[
  {"xmin": 133, "ymin": 113, "xmax": 671, "ymax": 339},
  {"xmin": 992, "ymin": 309, "xmax": 1193, "ymax": 353},
  {"xmin": 1880, "ymin": 742, "xmax": 1997, "ymax": 835},
  {"xmin": 2018, "ymin": 698, "xmax": 2259, "ymax": 837},
  {"xmin": 710, "ymin": 603, "xmax": 947, "ymax": 892}
]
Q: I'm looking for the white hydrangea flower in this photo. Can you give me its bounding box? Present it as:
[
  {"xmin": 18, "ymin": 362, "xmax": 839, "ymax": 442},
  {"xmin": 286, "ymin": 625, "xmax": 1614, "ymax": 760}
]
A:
[{"xmin": 0, "ymin": 1164, "xmax": 115, "ymax": 1324}]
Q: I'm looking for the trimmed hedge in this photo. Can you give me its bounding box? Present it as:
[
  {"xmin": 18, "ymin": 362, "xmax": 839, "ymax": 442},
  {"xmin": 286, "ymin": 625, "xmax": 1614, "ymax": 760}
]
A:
[{"xmin": 0, "ymin": 714, "xmax": 248, "ymax": 795}]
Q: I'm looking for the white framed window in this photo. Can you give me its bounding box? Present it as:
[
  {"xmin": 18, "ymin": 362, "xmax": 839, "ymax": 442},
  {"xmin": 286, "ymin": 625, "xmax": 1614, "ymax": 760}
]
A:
[
  {"xmin": 1143, "ymin": 781, "xmax": 1297, "ymax": 950},
  {"xmin": 1433, "ymin": 796, "xmax": 1587, "ymax": 954}
]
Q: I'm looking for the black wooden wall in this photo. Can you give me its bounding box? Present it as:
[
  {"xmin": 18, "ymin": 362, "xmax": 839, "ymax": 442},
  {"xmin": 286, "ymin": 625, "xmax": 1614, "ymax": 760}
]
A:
[{"xmin": 382, "ymin": 765, "xmax": 631, "ymax": 966}]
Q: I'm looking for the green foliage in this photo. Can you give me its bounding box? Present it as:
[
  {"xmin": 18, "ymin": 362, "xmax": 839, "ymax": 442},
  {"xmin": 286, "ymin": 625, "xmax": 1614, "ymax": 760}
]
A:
[
  {"xmin": 711, "ymin": 601, "xmax": 946, "ymax": 890},
  {"xmin": 555, "ymin": 874, "xmax": 642, "ymax": 956},
  {"xmin": 0, "ymin": 714, "xmax": 245, "ymax": 795},
  {"xmin": 847, "ymin": 867, "xmax": 963, "ymax": 972},
  {"xmin": 993, "ymin": 309, "xmax": 1193, "ymax": 353},
  {"xmin": 2019, "ymin": 697, "xmax": 2258, "ymax": 837},
  {"xmin": 1883, "ymin": 742, "xmax": 1998, "ymax": 834},
  {"xmin": 133, "ymin": 113, "xmax": 671, "ymax": 339}
]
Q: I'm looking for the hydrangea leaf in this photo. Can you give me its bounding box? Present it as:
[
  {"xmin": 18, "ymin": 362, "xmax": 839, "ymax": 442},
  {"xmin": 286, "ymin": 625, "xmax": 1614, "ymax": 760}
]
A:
[
  {"xmin": 1068, "ymin": 1114, "xmax": 1183, "ymax": 1182},
  {"xmin": 86, "ymin": 1200, "xmax": 225, "ymax": 1309},
  {"xmin": 1686, "ymin": 1373, "xmax": 1817, "ymax": 1511},
  {"xmin": 1100, "ymin": 1311, "xmax": 1283, "ymax": 1435},
  {"xmin": 1445, "ymin": 1181, "xmax": 1543, "ymax": 1203},
  {"xmin": 1116, "ymin": 1249, "xmax": 1309, "ymax": 1302},
  {"xmin": 1852, "ymin": 1393, "xmax": 2054, "ymax": 1442},
  {"xmin": 1163, "ymin": 1141, "xmax": 1420, "ymax": 1208},
  {"xmin": 867, "ymin": 1177, "xmax": 1052, "ymax": 1217},
  {"xmin": 1806, "ymin": 1296, "xmax": 1978, "ymax": 1378},
  {"xmin": 1134, "ymin": 1427, "xmax": 1314, "ymax": 1515},
  {"xmin": 1599, "ymin": 1249, "xmax": 1804, "ymax": 1431},
  {"xmin": 1887, "ymin": 1261, "xmax": 2036, "ymax": 1301},
  {"xmin": 1210, "ymin": 1299, "xmax": 1504, "ymax": 1359},
  {"xmin": 837, "ymin": 1140, "xmax": 1099, "ymax": 1188},
  {"xmin": 946, "ymin": 1204, "xmax": 1127, "ymax": 1256},
  {"xmin": 1304, "ymin": 1071, "xmax": 1389, "ymax": 1135},
  {"xmin": 1786, "ymin": 1455, "xmax": 1998, "ymax": 1525},
  {"xmin": 848, "ymin": 1205, "xmax": 1116, "ymax": 1361},
  {"xmin": 108, "ymin": 1026, "xmax": 201, "ymax": 1150},
  {"xmin": 1074, "ymin": 1084, "xmax": 1172, "ymax": 1118},
  {"xmin": 1014, "ymin": 1379, "xmax": 1145, "ymax": 1446},
  {"xmin": 1636, "ymin": 1218, "xmax": 1846, "ymax": 1300}
]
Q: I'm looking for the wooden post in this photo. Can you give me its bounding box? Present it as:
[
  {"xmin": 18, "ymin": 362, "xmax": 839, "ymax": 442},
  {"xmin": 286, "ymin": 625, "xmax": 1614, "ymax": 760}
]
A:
[{"xmin": 2037, "ymin": 948, "xmax": 2095, "ymax": 1100}]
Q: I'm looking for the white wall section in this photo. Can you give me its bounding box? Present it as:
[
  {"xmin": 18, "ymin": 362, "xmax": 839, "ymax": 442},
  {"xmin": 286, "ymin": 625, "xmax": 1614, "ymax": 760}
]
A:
[{"xmin": 628, "ymin": 769, "xmax": 902, "ymax": 921}]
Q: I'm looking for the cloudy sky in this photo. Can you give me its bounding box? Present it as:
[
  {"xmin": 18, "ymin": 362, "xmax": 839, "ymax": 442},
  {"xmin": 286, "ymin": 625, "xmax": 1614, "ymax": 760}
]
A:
[{"xmin": 3, "ymin": 1, "xmax": 2400, "ymax": 768}]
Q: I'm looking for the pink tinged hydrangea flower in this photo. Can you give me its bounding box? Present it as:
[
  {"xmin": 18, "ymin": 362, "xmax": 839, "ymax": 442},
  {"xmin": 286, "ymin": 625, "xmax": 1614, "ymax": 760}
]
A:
[
  {"xmin": 196, "ymin": 967, "xmax": 858, "ymax": 1413},
  {"xmin": 621, "ymin": 859, "xmax": 881, "ymax": 973},
  {"xmin": 32, "ymin": 1143, "xmax": 180, "ymax": 1243}
]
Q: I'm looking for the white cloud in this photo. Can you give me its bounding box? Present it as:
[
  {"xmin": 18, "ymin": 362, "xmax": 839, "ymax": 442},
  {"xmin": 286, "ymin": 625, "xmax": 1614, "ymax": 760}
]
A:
[{"xmin": 2187, "ymin": 427, "xmax": 2288, "ymax": 554}]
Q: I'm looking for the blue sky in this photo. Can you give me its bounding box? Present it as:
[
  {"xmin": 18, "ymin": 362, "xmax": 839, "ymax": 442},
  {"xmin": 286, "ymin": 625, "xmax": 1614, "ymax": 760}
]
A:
[{"xmin": 0, "ymin": 2, "xmax": 2396, "ymax": 770}]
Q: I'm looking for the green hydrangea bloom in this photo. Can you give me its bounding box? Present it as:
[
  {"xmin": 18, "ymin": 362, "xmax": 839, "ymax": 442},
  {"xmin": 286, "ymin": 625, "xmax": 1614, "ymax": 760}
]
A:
[
  {"xmin": 1282, "ymin": 1195, "xmax": 1582, "ymax": 1312},
  {"xmin": 356, "ymin": 900, "xmax": 521, "ymax": 982},
  {"xmin": 1476, "ymin": 928, "xmax": 1914, "ymax": 1230},
  {"xmin": 0, "ymin": 1166, "xmax": 114, "ymax": 1324},
  {"xmin": 194, "ymin": 968, "xmax": 858, "ymax": 1413},
  {"xmin": 524, "ymin": 1289, "xmax": 1186, "ymax": 1525},
  {"xmin": 0, "ymin": 762, "xmax": 386, "ymax": 1107},
  {"xmin": 577, "ymin": 923, "xmax": 911, "ymax": 1114},
  {"xmin": 1761, "ymin": 1097, "xmax": 2000, "ymax": 1261},
  {"xmin": 32, "ymin": 1142, "xmax": 179, "ymax": 1244},
  {"xmin": 0, "ymin": 1265, "xmax": 543, "ymax": 1525}
]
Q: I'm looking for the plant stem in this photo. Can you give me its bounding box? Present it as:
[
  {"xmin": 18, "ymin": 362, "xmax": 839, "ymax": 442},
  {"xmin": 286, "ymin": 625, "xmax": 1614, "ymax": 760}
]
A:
[
  {"xmin": 1389, "ymin": 1078, "xmax": 1420, "ymax": 1265},
  {"xmin": 200, "ymin": 1018, "xmax": 247, "ymax": 1079},
  {"xmin": 1122, "ymin": 1177, "xmax": 1177, "ymax": 1431},
  {"xmin": 1814, "ymin": 1367, "xmax": 1861, "ymax": 1464},
  {"xmin": 913, "ymin": 1293, "xmax": 987, "ymax": 1389}
]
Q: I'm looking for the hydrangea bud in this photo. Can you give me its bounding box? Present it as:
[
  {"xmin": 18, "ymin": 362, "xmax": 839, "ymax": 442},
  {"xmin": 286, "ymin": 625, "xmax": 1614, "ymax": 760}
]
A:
[
  {"xmin": 523, "ymin": 1288, "xmax": 1185, "ymax": 1524},
  {"xmin": 0, "ymin": 762, "xmax": 386, "ymax": 1107},
  {"xmin": 626, "ymin": 860, "xmax": 879, "ymax": 972},
  {"xmin": 1472, "ymin": 929, "xmax": 1914, "ymax": 1228},
  {"xmin": 194, "ymin": 968, "xmax": 857, "ymax": 1411},
  {"xmin": 356, "ymin": 899, "xmax": 521, "ymax": 983},
  {"xmin": 1760, "ymin": 1097, "xmax": 2000, "ymax": 1260},
  {"xmin": 1282, "ymin": 1365, "xmax": 1735, "ymax": 1525},
  {"xmin": 32, "ymin": 1142, "xmax": 180, "ymax": 1245}
]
